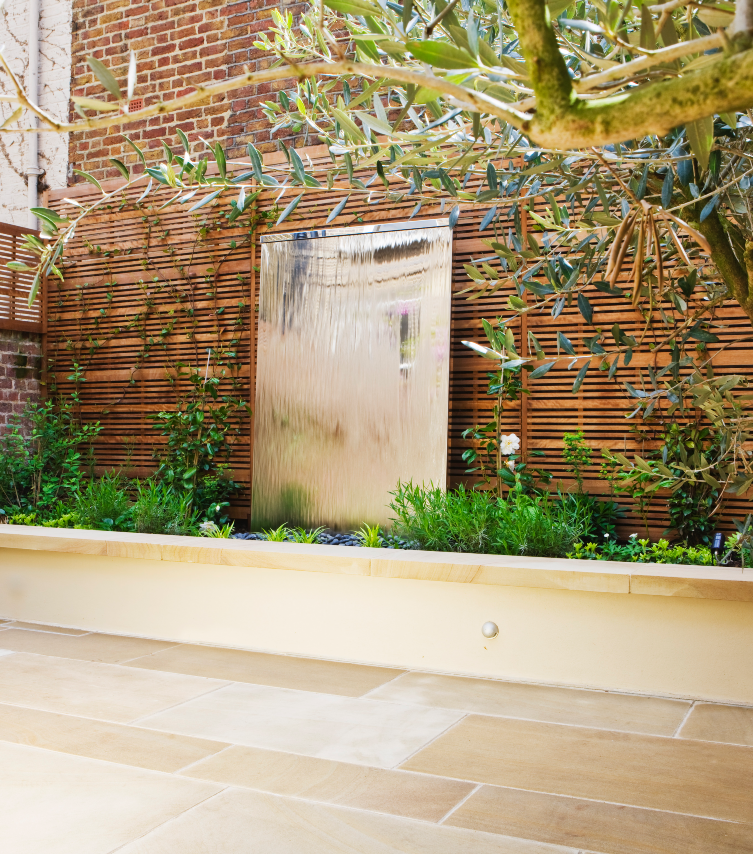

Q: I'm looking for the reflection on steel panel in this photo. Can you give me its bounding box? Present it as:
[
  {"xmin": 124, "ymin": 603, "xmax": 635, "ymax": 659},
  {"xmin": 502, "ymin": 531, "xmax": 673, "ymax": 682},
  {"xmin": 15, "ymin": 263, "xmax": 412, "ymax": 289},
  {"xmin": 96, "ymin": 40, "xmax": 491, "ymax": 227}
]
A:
[{"xmin": 252, "ymin": 219, "xmax": 452, "ymax": 530}]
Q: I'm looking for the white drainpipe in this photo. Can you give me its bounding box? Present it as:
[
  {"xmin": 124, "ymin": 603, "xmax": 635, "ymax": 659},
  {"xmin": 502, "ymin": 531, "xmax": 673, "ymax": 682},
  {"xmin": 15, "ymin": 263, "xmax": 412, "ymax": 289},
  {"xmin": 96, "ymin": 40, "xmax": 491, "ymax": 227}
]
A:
[{"xmin": 27, "ymin": 0, "xmax": 40, "ymax": 228}]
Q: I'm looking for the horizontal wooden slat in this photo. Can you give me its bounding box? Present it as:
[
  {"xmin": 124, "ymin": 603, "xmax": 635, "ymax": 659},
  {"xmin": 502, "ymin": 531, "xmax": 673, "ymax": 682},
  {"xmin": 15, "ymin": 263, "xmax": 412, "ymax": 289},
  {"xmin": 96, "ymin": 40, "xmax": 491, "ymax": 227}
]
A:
[
  {"xmin": 0, "ymin": 319, "xmax": 43, "ymax": 333},
  {"xmin": 0, "ymin": 221, "xmax": 42, "ymax": 329}
]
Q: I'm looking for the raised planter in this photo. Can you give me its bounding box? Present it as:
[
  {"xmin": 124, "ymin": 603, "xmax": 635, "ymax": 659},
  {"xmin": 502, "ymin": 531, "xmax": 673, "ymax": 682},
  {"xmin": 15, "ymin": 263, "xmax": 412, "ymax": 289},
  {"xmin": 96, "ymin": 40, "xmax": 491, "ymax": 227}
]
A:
[{"xmin": 1, "ymin": 526, "xmax": 752, "ymax": 704}]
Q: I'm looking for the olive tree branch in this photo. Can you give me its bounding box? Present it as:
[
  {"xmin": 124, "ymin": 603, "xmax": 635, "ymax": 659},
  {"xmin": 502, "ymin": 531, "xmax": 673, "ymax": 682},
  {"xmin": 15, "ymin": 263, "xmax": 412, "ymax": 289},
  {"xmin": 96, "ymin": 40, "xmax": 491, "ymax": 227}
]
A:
[
  {"xmin": 506, "ymin": 0, "xmax": 753, "ymax": 148},
  {"xmin": 0, "ymin": 58, "xmax": 532, "ymax": 135},
  {"xmin": 2, "ymin": 3, "xmax": 753, "ymax": 151},
  {"xmin": 573, "ymin": 31, "xmax": 724, "ymax": 93}
]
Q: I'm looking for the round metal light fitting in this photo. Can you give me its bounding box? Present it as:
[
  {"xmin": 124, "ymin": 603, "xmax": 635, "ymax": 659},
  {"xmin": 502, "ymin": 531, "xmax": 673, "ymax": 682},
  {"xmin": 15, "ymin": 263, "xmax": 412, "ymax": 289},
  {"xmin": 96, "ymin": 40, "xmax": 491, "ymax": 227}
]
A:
[{"xmin": 481, "ymin": 621, "xmax": 499, "ymax": 639}]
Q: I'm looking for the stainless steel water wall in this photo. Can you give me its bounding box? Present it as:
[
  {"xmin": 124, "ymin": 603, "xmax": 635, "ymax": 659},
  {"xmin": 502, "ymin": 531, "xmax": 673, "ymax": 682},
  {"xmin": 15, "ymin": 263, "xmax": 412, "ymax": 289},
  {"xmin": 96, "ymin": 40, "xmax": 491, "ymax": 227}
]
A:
[{"xmin": 253, "ymin": 219, "xmax": 453, "ymax": 530}]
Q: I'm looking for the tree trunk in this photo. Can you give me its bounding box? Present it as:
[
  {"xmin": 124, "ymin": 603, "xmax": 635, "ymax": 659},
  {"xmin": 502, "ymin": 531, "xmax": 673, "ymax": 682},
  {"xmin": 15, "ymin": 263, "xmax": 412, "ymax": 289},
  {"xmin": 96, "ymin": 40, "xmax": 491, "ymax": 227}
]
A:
[{"xmin": 692, "ymin": 207, "xmax": 753, "ymax": 324}]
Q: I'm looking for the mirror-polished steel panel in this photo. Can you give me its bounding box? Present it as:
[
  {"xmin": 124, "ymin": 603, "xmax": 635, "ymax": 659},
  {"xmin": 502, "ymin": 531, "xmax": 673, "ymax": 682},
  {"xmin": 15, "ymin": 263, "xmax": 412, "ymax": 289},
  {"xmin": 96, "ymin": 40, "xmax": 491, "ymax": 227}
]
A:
[{"xmin": 253, "ymin": 219, "xmax": 452, "ymax": 529}]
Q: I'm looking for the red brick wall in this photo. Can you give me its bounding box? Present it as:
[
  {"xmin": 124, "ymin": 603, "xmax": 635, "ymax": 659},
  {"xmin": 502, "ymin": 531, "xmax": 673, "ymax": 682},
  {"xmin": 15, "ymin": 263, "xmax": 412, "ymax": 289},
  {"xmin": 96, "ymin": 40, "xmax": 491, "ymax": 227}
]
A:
[
  {"xmin": 69, "ymin": 0, "xmax": 307, "ymax": 181},
  {"xmin": 0, "ymin": 331, "xmax": 42, "ymax": 429}
]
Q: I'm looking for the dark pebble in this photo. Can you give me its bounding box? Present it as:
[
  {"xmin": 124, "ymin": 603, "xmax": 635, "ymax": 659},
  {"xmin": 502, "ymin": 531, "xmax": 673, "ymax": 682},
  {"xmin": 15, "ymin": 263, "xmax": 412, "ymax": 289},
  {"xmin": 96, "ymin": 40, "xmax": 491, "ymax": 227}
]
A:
[{"xmin": 232, "ymin": 531, "xmax": 417, "ymax": 550}]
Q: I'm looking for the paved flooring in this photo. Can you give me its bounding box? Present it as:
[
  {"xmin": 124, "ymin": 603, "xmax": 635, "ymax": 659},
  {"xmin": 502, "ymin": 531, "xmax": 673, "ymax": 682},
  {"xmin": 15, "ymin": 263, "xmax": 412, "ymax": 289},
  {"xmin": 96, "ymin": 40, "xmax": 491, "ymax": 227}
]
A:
[{"xmin": 0, "ymin": 618, "xmax": 752, "ymax": 853}]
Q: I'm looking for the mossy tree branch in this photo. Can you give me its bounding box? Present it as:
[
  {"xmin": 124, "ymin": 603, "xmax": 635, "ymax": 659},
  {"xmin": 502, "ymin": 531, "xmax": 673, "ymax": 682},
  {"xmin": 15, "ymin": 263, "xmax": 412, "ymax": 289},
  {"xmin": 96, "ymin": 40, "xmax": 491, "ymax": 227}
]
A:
[
  {"xmin": 507, "ymin": 0, "xmax": 753, "ymax": 148},
  {"xmin": 505, "ymin": 0, "xmax": 574, "ymax": 126},
  {"xmin": 693, "ymin": 205, "xmax": 753, "ymax": 323},
  {"xmin": 2, "ymin": 0, "xmax": 753, "ymax": 149}
]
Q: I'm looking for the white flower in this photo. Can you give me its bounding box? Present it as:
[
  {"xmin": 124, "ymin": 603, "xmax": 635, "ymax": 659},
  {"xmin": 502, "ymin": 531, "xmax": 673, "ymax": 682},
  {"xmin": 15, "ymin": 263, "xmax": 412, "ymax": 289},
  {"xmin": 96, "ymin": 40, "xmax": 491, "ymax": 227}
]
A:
[
  {"xmin": 499, "ymin": 433, "xmax": 521, "ymax": 455},
  {"xmin": 507, "ymin": 459, "xmax": 516, "ymax": 471}
]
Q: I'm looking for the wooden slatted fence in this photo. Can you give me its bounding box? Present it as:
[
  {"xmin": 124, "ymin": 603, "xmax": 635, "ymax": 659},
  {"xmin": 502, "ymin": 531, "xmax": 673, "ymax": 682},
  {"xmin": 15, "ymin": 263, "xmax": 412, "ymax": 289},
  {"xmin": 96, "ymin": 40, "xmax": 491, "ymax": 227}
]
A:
[
  {"xmin": 47, "ymin": 147, "xmax": 753, "ymax": 534},
  {"xmin": 0, "ymin": 222, "xmax": 43, "ymax": 333}
]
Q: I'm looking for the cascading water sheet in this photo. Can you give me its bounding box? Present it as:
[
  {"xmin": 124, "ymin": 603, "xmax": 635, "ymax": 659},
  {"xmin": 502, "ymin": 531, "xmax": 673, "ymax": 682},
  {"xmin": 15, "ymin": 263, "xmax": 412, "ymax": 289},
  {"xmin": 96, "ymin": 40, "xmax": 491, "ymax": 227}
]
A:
[{"xmin": 253, "ymin": 219, "xmax": 452, "ymax": 529}]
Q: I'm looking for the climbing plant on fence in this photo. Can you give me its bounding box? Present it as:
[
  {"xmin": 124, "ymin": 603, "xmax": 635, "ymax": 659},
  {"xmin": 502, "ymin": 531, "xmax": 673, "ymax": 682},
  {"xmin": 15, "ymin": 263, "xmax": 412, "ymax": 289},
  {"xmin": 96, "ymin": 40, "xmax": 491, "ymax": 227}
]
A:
[{"xmin": 41, "ymin": 179, "xmax": 272, "ymax": 516}]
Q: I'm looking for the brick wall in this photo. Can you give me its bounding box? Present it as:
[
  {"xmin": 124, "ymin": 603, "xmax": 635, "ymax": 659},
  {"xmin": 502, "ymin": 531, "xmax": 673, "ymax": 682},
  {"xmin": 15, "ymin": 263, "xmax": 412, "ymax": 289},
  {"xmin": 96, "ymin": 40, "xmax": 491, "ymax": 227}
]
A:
[
  {"xmin": 69, "ymin": 0, "xmax": 307, "ymax": 181},
  {"xmin": 0, "ymin": 331, "xmax": 42, "ymax": 429}
]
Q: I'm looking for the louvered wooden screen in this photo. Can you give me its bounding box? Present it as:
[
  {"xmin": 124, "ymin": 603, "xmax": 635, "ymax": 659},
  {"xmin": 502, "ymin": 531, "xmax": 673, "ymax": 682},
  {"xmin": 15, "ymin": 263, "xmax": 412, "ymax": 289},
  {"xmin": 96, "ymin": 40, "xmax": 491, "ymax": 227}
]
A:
[
  {"xmin": 0, "ymin": 222, "xmax": 42, "ymax": 333},
  {"xmin": 47, "ymin": 146, "xmax": 753, "ymax": 534},
  {"xmin": 44, "ymin": 184, "xmax": 255, "ymax": 501}
]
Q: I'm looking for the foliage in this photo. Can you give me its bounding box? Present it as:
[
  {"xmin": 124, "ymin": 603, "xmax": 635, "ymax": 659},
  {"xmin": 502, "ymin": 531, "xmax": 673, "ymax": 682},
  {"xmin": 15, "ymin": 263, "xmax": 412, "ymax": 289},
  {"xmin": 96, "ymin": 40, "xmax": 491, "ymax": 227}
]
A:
[
  {"xmin": 568, "ymin": 537, "xmax": 714, "ymax": 566},
  {"xmin": 6, "ymin": 507, "xmax": 77, "ymax": 527},
  {"xmin": 7, "ymin": 0, "xmax": 750, "ymax": 151},
  {"xmin": 606, "ymin": 393, "xmax": 751, "ymax": 542},
  {"xmin": 148, "ymin": 366, "xmax": 250, "ymax": 523},
  {"xmin": 356, "ymin": 523, "xmax": 383, "ymax": 548},
  {"xmin": 192, "ymin": 467, "xmax": 239, "ymax": 527},
  {"xmin": 0, "ymin": 380, "xmax": 102, "ymax": 520},
  {"xmin": 667, "ymin": 488, "xmax": 718, "ymax": 548},
  {"xmin": 722, "ymin": 515, "xmax": 753, "ymax": 567},
  {"xmin": 497, "ymin": 449, "xmax": 552, "ymax": 494},
  {"xmin": 389, "ymin": 480, "xmax": 589, "ymax": 557},
  {"xmin": 562, "ymin": 430, "xmax": 592, "ymax": 493},
  {"xmin": 604, "ymin": 451, "xmax": 668, "ymax": 538},
  {"xmin": 131, "ymin": 481, "xmax": 198, "ymax": 535},
  {"xmin": 561, "ymin": 493, "xmax": 623, "ymax": 541},
  {"xmin": 262, "ymin": 523, "xmax": 292, "ymax": 542},
  {"xmin": 74, "ymin": 472, "xmax": 131, "ymax": 531},
  {"xmin": 6, "ymin": 511, "xmax": 39, "ymax": 525},
  {"xmin": 390, "ymin": 482, "xmax": 501, "ymax": 553},
  {"xmin": 199, "ymin": 520, "xmax": 235, "ymax": 538},
  {"xmin": 22, "ymin": 160, "xmax": 261, "ymax": 533},
  {"xmin": 598, "ymin": 451, "xmax": 621, "ymax": 499},
  {"xmin": 463, "ymin": 421, "xmax": 551, "ymax": 494},
  {"xmin": 494, "ymin": 489, "xmax": 591, "ymax": 558},
  {"xmin": 290, "ymin": 526, "xmax": 326, "ymax": 543},
  {"xmin": 460, "ymin": 323, "xmax": 552, "ymax": 496},
  {"xmin": 461, "ymin": 320, "xmax": 527, "ymax": 493},
  {"xmin": 42, "ymin": 510, "xmax": 78, "ymax": 528},
  {"xmin": 5, "ymin": 0, "xmax": 753, "ymax": 536}
]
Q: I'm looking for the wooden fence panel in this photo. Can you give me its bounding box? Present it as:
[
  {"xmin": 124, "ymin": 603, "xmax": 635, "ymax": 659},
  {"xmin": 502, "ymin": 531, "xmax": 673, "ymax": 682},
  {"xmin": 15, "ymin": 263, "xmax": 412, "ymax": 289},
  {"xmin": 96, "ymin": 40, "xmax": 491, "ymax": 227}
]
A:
[
  {"xmin": 48, "ymin": 148, "xmax": 753, "ymax": 533},
  {"xmin": 45, "ymin": 183, "xmax": 255, "ymax": 513},
  {"xmin": 0, "ymin": 222, "xmax": 42, "ymax": 333}
]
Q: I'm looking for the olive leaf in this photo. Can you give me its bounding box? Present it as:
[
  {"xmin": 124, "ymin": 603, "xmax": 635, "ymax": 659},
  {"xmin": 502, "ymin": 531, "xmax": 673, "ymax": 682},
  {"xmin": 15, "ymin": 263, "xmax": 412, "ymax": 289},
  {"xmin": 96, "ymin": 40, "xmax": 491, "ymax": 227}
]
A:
[{"xmin": 86, "ymin": 56, "xmax": 123, "ymax": 100}]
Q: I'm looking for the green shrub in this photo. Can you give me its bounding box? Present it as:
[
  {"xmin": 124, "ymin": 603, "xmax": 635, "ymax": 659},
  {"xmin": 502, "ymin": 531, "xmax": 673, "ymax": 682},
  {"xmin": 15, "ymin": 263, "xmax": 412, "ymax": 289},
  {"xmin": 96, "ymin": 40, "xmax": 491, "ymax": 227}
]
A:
[
  {"xmin": 561, "ymin": 493, "xmax": 623, "ymax": 541},
  {"xmin": 42, "ymin": 507, "xmax": 77, "ymax": 528},
  {"xmin": 0, "ymin": 383, "xmax": 101, "ymax": 519},
  {"xmin": 147, "ymin": 368, "xmax": 249, "ymax": 522},
  {"xmin": 290, "ymin": 526, "xmax": 326, "ymax": 544},
  {"xmin": 74, "ymin": 472, "xmax": 131, "ymax": 531},
  {"xmin": 568, "ymin": 537, "xmax": 714, "ymax": 566},
  {"xmin": 390, "ymin": 482, "xmax": 501, "ymax": 553},
  {"xmin": 493, "ymin": 491, "xmax": 590, "ymax": 558},
  {"xmin": 261, "ymin": 523, "xmax": 292, "ymax": 542},
  {"xmin": 389, "ymin": 482, "xmax": 589, "ymax": 557},
  {"xmin": 132, "ymin": 481, "xmax": 198, "ymax": 535},
  {"xmin": 7, "ymin": 511, "xmax": 38, "ymax": 525},
  {"xmin": 199, "ymin": 520, "xmax": 235, "ymax": 538},
  {"xmin": 667, "ymin": 487, "xmax": 717, "ymax": 547},
  {"xmin": 194, "ymin": 466, "xmax": 238, "ymax": 525},
  {"xmin": 562, "ymin": 430, "xmax": 592, "ymax": 493},
  {"xmin": 722, "ymin": 516, "xmax": 753, "ymax": 567},
  {"xmin": 356, "ymin": 523, "xmax": 383, "ymax": 548}
]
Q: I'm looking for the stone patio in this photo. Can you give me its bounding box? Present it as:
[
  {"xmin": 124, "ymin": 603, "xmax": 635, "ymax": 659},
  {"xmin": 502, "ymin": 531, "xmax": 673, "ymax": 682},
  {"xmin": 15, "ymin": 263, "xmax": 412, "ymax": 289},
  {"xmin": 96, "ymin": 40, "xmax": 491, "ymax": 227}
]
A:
[{"xmin": 0, "ymin": 618, "xmax": 752, "ymax": 853}]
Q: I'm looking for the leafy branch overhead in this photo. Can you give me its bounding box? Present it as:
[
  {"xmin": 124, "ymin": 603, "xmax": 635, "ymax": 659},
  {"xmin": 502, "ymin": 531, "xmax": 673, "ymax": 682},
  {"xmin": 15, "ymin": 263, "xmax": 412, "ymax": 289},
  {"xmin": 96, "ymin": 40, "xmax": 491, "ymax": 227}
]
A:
[{"xmin": 1, "ymin": 0, "xmax": 751, "ymax": 146}]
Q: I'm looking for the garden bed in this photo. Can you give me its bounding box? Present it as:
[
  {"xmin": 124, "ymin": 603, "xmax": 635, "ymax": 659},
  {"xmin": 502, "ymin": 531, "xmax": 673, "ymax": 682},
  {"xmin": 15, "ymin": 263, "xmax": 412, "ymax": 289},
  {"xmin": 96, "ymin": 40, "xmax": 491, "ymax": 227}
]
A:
[{"xmin": 1, "ymin": 526, "xmax": 752, "ymax": 705}]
